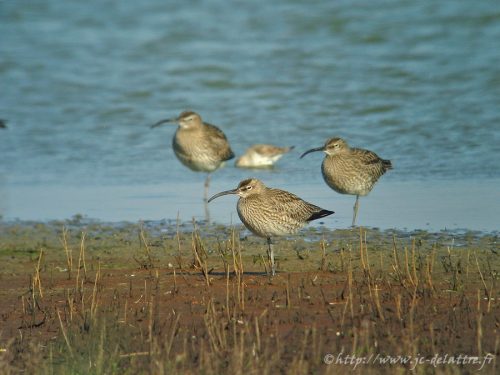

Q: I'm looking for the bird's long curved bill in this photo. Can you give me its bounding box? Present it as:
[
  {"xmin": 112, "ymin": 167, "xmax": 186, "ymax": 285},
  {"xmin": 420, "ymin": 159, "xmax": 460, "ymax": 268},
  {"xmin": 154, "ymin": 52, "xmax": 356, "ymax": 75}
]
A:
[
  {"xmin": 207, "ymin": 189, "xmax": 238, "ymax": 203},
  {"xmin": 150, "ymin": 118, "xmax": 177, "ymax": 129},
  {"xmin": 300, "ymin": 146, "xmax": 324, "ymax": 159}
]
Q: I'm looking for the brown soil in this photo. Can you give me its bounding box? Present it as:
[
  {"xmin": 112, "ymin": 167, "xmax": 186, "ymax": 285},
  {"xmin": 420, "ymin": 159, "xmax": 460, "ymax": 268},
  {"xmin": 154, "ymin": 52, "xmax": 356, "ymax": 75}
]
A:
[{"xmin": 0, "ymin": 221, "xmax": 498, "ymax": 374}]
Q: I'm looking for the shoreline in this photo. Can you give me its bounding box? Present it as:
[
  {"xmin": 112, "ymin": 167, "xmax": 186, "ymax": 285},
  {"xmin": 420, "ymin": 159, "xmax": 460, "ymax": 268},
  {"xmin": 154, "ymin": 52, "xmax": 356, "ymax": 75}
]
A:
[
  {"xmin": 2, "ymin": 177, "xmax": 500, "ymax": 232},
  {"xmin": 1, "ymin": 213, "xmax": 498, "ymax": 238}
]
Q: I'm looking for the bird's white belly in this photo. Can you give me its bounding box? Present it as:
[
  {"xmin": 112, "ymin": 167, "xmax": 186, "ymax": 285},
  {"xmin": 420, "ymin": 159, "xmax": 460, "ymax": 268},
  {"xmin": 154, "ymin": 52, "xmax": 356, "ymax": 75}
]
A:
[{"xmin": 175, "ymin": 151, "xmax": 223, "ymax": 172}]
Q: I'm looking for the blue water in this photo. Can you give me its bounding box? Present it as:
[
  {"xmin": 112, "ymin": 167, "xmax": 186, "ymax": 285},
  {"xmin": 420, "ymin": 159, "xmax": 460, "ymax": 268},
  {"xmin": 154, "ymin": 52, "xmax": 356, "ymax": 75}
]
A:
[{"xmin": 1, "ymin": 1, "xmax": 499, "ymax": 231}]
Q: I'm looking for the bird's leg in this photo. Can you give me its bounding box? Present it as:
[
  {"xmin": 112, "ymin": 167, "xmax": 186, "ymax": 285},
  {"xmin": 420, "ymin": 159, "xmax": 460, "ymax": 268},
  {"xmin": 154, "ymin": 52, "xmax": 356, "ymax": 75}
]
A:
[
  {"xmin": 352, "ymin": 195, "xmax": 360, "ymax": 227},
  {"xmin": 267, "ymin": 237, "xmax": 275, "ymax": 276},
  {"xmin": 203, "ymin": 174, "xmax": 211, "ymax": 202},
  {"xmin": 204, "ymin": 199, "xmax": 210, "ymax": 224}
]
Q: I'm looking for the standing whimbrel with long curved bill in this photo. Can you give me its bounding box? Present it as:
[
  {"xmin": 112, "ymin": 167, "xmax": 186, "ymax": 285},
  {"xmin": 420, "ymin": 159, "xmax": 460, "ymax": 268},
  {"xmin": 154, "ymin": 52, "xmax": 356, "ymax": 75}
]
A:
[
  {"xmin": 208, "ymin": 178, "xmax": 334, "ymax": 276},
  {"xmin": 151, "ymin": 111, "xmax": 235, "ymax": 200},
  {"xmin": 301, "ymin": 137, "xmax": 392, "ymax": 227}
]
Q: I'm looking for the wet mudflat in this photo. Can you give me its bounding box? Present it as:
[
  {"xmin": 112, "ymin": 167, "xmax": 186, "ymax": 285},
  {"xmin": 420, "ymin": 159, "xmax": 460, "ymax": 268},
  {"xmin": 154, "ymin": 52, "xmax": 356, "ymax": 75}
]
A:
[{"xmin": 0, "ymin": 220, "xmax": 498, "ymax": 374}]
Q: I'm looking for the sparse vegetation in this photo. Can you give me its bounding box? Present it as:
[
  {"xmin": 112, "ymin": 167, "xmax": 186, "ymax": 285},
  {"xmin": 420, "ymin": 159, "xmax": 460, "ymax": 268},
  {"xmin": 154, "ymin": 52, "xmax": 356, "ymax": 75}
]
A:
[{"xmin": 0, "ymin": 220, "xmax": 498, "ymax": 374}]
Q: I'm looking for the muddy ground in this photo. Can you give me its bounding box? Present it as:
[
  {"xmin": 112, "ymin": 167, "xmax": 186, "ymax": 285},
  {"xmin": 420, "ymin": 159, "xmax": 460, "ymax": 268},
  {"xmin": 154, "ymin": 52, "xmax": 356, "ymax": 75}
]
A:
[{"xmin": 0, "ymin": 219, "xmax": 498, "ymax": 374}]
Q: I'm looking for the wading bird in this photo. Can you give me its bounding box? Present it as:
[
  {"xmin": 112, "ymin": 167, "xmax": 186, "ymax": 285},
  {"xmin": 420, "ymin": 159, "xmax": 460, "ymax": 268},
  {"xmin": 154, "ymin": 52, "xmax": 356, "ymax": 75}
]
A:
[
  {"xmin": 151, "ymin": 111, "xmax": 234, "ymax": 200},
  {"xmin": 235, "ymin": 144, "xmax": 294, "ymax": 168},
  {"xmin": 208, "ymin": 178, "xmax": 334, "ymax": 275},
  {"xmin": 301, "ymin": 137, "xmax": 392, "ymax": 227}
]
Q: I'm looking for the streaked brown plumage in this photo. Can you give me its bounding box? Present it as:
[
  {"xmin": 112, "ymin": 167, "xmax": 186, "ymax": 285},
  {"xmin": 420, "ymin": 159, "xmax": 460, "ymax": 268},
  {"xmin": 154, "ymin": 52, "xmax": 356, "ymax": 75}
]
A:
[
  {"xmin": 208, "ymin": 178, "xmax": 334, "ymax": 275},
  {"xmin": 235, "ymin": 144, "xmax": 294, "ymax": 168},
  {"xmin": 301, "ymin": 137, "xmax": 392, "ymax": 227},
  {"xmin": 151, "ymin": 111, "xmax": 234, "ymax": 199}
]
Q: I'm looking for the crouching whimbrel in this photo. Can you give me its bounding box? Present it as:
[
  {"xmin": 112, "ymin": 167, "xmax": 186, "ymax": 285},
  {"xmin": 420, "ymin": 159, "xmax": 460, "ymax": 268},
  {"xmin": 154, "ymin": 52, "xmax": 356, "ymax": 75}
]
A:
[{"xmin": 235, "ymin": 144, "xmax": 294, "ymax": 168}]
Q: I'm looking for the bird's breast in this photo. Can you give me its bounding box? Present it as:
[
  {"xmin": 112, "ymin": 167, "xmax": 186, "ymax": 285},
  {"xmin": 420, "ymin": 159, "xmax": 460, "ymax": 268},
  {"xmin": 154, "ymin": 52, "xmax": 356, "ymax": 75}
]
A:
[
  {"xmin": 172, "ymin": 130, "xmax": 225, "ymax": 172},
  {"xmin": 321, "ymin": 157, "xmax": 374, "ymax": 196}
]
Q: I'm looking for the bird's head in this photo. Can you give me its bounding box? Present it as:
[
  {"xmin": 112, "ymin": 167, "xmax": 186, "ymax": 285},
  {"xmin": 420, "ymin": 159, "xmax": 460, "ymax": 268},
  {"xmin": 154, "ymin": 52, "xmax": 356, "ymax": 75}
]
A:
[
  {"xmin": 151, "ymin": 110, "xmax": 203, "ymax": 130},
  {"xmin": 208, "ymin": 178, "xmax": 265, "ymax": 202},
  {"xmin": 300, "ymin": 137, "xmax": 348, "ymax": 158}
]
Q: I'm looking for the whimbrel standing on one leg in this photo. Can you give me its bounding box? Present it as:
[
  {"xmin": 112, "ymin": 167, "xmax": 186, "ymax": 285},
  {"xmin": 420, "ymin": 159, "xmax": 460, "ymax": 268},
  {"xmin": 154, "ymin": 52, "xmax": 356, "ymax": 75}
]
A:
[
  {"xmin": 151, "ymin": 111, "xmax": 234, "ymax": 201},
  {"xmin": 208, "ymin": 178, "xmax": 334, "ymax": 276},
  {"xmin": 301, "ymin": 137, "xmax": 392, "ymax": 227},
  {"xmin": 235, "ymin": 144, "xmax": 294, "ymax": 168}
]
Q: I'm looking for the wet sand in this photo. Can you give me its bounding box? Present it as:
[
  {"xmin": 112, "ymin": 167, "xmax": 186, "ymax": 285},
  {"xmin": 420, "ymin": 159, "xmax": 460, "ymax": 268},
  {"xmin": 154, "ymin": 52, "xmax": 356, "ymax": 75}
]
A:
[{"xmin": 2, "ymin": 177, "xmax": 500, "ymax": 232}]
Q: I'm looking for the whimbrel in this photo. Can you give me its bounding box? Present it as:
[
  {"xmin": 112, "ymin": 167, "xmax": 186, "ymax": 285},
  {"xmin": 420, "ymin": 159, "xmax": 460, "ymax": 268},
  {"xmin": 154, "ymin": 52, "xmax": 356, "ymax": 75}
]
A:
[
  {"xmin": 151, "ymin": 111, "xmax": 234, "ymax": 200},
  {"xmin": 235, "ymin": 144, "xmax": 294, "ymax": 168},
  {"xmin": 208, "ymin": 178, "xmax": 334, "ymax": 275},
  {"xmin": 301, "ymin": 137, "xmax": 392, "ymax": 227}
]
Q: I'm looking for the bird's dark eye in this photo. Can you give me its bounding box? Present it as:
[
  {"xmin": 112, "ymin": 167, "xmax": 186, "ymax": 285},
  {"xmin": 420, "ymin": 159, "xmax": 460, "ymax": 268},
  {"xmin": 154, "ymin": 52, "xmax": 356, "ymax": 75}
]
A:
[{"xmin": 246, "ymin": 186, "xmax": 253, "ymax": 190}]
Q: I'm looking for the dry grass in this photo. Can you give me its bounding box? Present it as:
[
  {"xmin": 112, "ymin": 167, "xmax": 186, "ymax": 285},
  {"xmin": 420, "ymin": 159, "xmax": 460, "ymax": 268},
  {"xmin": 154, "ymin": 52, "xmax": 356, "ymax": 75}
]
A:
[{"xmin": 0, "ymin": 221, "xmax": 498, "ymax": 374}]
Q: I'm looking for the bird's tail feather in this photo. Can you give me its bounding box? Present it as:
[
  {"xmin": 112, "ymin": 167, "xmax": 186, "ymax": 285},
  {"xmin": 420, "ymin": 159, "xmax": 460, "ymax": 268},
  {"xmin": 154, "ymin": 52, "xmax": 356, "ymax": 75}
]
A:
[
  {"xmin": 307, "ymin": 209, "xmax": 334, "ymax": 222},
  {"xmin": 383, "ymin": 159, "xmax": 393, "ymax": 171}
]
